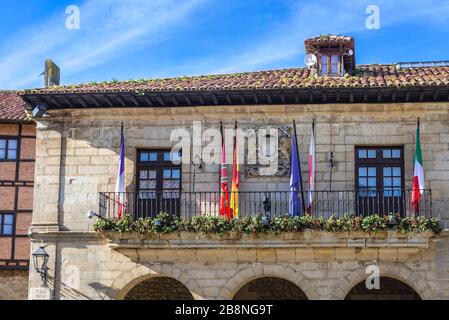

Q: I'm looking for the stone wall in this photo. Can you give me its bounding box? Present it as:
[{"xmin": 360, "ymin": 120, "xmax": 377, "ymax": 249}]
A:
[
  {"xmin": 31, "ymin": 102, "xmax": 449, "ymax": 232},
  {"xmin": 28, "ymin": 102, "xmax": 449, "ymax": 300},
  {"xmin": 28, "ymin": 231, "xmax": 449, "ymax": 300},
  {"xmin": 0, "ymin": 270, "xmax": 29, "ymax": 300}
]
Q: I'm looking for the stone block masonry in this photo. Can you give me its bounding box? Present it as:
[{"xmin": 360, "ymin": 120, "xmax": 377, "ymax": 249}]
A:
[
  {"xmin": 31, "ymin": 102, "xmax": 449, "ymax": 232},
  {"xmin": 28, "ymin": 102, "xmax": 449, "ymax": 300},
  {"xmin": 0, "ymin": 270, "xmax": 29, "ymax": 300},
  {"xmin": 28, "ymin": 231, "xmax": 449, "ymax": 300}
]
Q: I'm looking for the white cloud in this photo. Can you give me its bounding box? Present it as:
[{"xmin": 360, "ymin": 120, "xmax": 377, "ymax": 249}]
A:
[
  {"xmin": 0, "ymin": 0, "xmax": 205, "ymax": 89},
  {"xmin": 164, "ymin": 0, "xmax": 449, "ymax": 76},
  {"xmin": 1, "ymin": 0, "xmax": 448, "ymax": 88}
]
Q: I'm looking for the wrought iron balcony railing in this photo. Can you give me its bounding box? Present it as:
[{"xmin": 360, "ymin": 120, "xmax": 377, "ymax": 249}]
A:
[{"xmin": 99, "ymin": 189, "xmax": 432, "ymax": 220}]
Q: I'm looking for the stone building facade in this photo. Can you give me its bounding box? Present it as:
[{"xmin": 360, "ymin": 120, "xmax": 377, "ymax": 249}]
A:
[
  {"xmin": 0, "ymin": 91, "xmax": 35, "ymax": 300},
  {"xmin": 20, "ymin": 35, "xmax": 449, "ymax": 299}
]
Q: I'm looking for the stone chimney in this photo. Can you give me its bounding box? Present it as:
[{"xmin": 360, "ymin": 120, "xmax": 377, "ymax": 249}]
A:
[{"xmin": 44, "ymin": 59, "xmax": 60, "ymax": 87}]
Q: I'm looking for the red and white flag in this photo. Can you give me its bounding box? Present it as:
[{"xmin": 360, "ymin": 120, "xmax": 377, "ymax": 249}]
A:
[
  {"xmin": 219, "ymin": 122, "xmax": 230, "ymax": 218},
  {"xmin": 307, "ymin": 119, "xmax": 316, "ymax": 214}
]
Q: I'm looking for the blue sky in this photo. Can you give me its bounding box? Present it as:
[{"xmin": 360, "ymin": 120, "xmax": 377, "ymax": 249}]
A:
[{"xmin": 1, "ymin": 0, "xmax": 449, "ymax": 89}]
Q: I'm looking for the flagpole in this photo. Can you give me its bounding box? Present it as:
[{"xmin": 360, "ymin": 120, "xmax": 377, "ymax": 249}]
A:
[
  {"xmin": 293, "ymin": 120, "xmax": 306, "ymax": 215},
  {"xmin": 415, "ymin": 117, "xmax": 420, "ymax": 216},
  {"xmin": 307, "ymin": 117, "xmax": 316, "ymax": 215},
  {"xmin": 219, "ymin": 121, "xmax": 223, "ymax": 193},
  {"xmin": 231, "ymin": 121, "xmax": 238, "ymax": 218}
]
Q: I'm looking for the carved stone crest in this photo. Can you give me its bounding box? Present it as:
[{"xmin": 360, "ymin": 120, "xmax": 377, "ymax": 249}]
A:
[{"xmin": 244, "ymin": 125, "xmax": 292, "ymax": 177}]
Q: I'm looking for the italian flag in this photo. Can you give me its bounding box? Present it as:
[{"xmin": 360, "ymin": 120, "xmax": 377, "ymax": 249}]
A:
[{"xmin": 411, "ymin": 120, "xmax": 424, "ymax": 212}]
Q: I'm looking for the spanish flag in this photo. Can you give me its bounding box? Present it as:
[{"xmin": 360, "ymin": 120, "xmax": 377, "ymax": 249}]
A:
[{"xmin": 230, "ymin": 122, "xmax": 239, "ymax": 218}]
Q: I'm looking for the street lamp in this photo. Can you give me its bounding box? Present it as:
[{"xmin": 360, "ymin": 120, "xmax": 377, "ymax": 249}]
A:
[{"xmin": 32, "ymin": 246, "xmax": 49, "ymax": 287}]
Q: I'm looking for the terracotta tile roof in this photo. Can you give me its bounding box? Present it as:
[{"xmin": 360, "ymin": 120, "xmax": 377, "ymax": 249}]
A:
[
  {"xmin": 304, "ymin": 34, "xmax": 353, "ymax": 45},
  {"xmin": 22, "ymin": 64, "xmax": 449, "ymax": 95},
  {"xmin": 0, "ymin": 91, "xmax": 29, "ymax": 122}
]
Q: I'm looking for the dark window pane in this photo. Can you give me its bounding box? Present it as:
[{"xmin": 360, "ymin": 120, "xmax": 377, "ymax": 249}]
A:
[
  {"xmin": 321, "ymin": 55, "xmax": 328, "ymax": 74},
  {"xmin": 149, "ymin": 152, "xmax": 157, "ymax": 161},
  {"xmin": 140, "ymin": 153, "xmax": 149, "ymax": 162},
  {"xmin": 140, "ymin": 170, "xmax": 148, "ymax": 179},
  {"xmin": 392, "ymin": 149, "xmax": 401, "ymax": 158},
  {"xmin": 4, "ymin": 214, "xmax": 13, "ymax": 225},
  {"xmin": 367, "ymin": 150, "xmax": 376, "ymax": 158},
  {"xmin": 172, "ymin": 151, "xmax": 182, "ymax": 162},
  {"xmin": 163, "ymin": 180, "xmax": 180, "ymax": 189},
  {"xmin": 140, "ymin": 180, "xmax": 156, "ymax": 189},
  {"xmin": 8, "ymin": 140, "xmax": 17, "ymax": 150},
  {"xmin": 359, "ymin": 167, "xmax": 367, "ymax": 176},
  {"xmin": 163, "ymin": 169, "xmax": 171, "ymax": 179},
  {"xmin": 7, "ymin": 149, "xmax": 17, "ymax": 159},
  {"xmin": 148, "ymin": 170, "xmax": 156, "ymax": 179},
  {"xmin": 163, "ymin": 151, "xmax": 182, "ymax": 162},
  {"xmin": 163, "ymin": 192, "xmax": 180, "ymax": 199},
  {"xmin": 139, "ymin": 192, "xmax": 156, "ymax": 199},
  {"xmin": 172, "ymin": 169, "xmax": 180, "ymax": 179},
  {"xmin": 3, "ymin": 225, "xmax": 13, "ymax": 235},
  {"xmin": 140, "ymin": 152, "xmax": 157, "ymax": 162},
  {"xmin": 393, "ymin": 177, "xmax": 401, "ymax": 187},
  {"xmin": 393, "ymin": 167, "xmax": 401, "ymax": 176},
  {"xmin": 331, "ymin": 55, "xmax": 339, "ymax": 74},
  {"xmin": 139, "ymin": 181, "xmax": 147, "ymax": 189}
]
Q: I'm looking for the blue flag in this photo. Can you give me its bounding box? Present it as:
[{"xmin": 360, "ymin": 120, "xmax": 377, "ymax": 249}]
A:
[{"xmin": 289, "ymin": 130, "xmax": 302, "ymax": 216}]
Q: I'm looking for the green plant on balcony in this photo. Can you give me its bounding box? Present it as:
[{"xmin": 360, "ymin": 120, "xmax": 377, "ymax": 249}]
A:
[{"xmin": 93, "ymin": 213, "xmax": 441, "ymax": 236}]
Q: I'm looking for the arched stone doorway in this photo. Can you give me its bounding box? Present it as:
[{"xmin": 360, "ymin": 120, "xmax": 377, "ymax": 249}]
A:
[
  {"xmin": 124, "ymin": 277, "xmax": 194, "ymax": 300},
  {"xmin": 345, "ymin": 277, "xmax": 421, "ymax": 300},
  {"xmin": 233, "ymin": 277, "xmax": 308, "ymax": 300}
]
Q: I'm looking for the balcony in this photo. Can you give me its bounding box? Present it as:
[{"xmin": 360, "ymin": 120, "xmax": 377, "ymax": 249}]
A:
[{"xmin": 99, "ymin": 189, "xmax": 433, "ymax": 219}]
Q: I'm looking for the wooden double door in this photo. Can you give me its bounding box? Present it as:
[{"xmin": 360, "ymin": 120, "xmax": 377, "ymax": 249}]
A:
[
  {"xmin": 136, "ymin": 150, "xmax": 181, "ymax": 218},
  {"xmin": 355, "ymin": 147, "xmax": 405, "ymax": 216}
]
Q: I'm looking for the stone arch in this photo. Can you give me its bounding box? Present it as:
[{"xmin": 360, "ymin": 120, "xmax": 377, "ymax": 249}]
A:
[
  {"xmin": 224, "ymin": 264, "xmax": 318, "ymax": 300},
  {"xmin": 233, "ymin": 277, "xmax": 308, "ymax": 300},
  {"xmin": 335, "ymin": 263, "xmax": 433, "ymax": 300},
  {"xmin": 345, "ymin": 277, "xmax": 421, "ymax": 300},
  {"xmin": 124, "ymin": 277, "xmax": 194, "ymax": 300},
  {"xmin": 107, "ymin": 264, "xmax": 202, "ymax": 300}
]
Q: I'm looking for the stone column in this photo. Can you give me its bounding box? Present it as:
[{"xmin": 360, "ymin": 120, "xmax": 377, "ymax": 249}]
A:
[{"xmin": 28, "ymin": 121, "xmax": 64, "ymax": 300}]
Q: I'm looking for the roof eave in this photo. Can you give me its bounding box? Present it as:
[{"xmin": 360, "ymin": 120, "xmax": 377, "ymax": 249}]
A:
[{"xmin": 21, "ymin": 85, "xmax": 449, "ymax": 110}]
